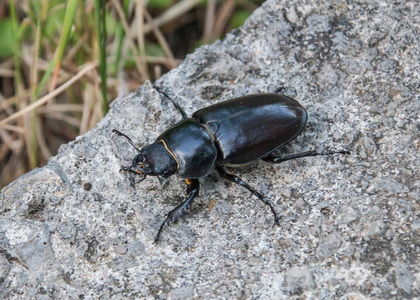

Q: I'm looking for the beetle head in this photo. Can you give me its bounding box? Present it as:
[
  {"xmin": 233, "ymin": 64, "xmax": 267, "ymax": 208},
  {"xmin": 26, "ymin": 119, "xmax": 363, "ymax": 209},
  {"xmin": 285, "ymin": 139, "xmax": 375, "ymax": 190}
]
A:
[{"xmin": 133, "ymin": 143, "xmax": 177, "ymax": 178}]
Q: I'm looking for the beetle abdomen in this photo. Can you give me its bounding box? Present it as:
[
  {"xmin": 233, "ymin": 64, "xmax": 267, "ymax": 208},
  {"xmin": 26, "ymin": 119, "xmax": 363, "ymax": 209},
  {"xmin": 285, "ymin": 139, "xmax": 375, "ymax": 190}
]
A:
[{"xmin": 192, "ymin": 94, "xmax": 308, "ymax": 165}]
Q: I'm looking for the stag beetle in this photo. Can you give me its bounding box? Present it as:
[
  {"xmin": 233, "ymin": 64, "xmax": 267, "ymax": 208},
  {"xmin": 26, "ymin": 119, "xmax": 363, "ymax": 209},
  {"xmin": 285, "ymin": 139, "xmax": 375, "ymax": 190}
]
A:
[{"xmin": 113, "ymin": 85, "xmax": 349, "ymax": 242}]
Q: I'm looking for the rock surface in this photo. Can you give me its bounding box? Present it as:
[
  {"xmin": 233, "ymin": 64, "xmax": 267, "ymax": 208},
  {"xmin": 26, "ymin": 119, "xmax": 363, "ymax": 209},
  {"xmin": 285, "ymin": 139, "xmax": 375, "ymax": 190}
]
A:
[{"xmin": 1, "ymin": 0, "xmax": 419, "ymax": 298}]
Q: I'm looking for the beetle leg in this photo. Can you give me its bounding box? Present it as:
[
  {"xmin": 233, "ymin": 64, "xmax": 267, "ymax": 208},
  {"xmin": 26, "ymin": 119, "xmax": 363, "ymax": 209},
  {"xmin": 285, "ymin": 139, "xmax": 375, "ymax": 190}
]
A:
[
  {"xmin": 154, "ymin": 179, "xmax": 200, "ymax": 242},
  {"xmin": 112, "ymin": 129, "xmax": 142, "ymax": 152},
  {"xmin": 261, "ymin": 149, "xmax": 350, "ymax": 164},
  {"xmin": 153, "ymin": 85, "xmax": 188, "ymax": 120},
  {"xmin": 215, "ymin": 166, "xmax": 280, "ymax": 227},
  {"xmin": 274, "ymin": 87, "xmax": 285, "ymax": 94}
]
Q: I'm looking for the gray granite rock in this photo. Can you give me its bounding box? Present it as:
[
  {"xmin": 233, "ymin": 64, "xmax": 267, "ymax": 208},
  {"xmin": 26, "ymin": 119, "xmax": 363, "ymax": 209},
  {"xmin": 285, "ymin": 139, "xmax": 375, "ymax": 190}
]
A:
[{"xmin": 1, "ymin": 0, "xmax": 419, "ymax": 298}]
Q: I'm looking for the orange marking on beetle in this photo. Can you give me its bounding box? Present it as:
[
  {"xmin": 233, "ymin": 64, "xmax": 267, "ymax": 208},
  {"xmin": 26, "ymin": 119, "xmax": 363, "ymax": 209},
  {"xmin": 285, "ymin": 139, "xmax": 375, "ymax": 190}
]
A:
[
  {"xmin": 186, "ymin": 179, "xmax": 193, "ymax": 185},
  {"xmin": 160, "ymin": 139, "xmax": 179, "ymax": 171},
  {"xmin": 202, "ymin": 124, "xmax": 214, "ymax": 142},
  {"xmin": 136, "ymin": 164, "xmax": 144, "ymax": 173}
]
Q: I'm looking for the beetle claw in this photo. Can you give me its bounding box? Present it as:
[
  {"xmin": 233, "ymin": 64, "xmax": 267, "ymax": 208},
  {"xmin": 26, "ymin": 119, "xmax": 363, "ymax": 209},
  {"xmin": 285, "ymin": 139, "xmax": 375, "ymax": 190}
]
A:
[
  {"xmin": 272, "ymin": 215, "xmax": 281, "ymax": 227},
  {"xmin": 154, "ymin": 216, "xmax": 170, "ymax": 243},
  {"xmin": 154, "ymin": 180, "xmax": 199, "ymax": 243},
  {"xmin": 136, "ymin": 174, "xmax": 146, "ymax": 184}
]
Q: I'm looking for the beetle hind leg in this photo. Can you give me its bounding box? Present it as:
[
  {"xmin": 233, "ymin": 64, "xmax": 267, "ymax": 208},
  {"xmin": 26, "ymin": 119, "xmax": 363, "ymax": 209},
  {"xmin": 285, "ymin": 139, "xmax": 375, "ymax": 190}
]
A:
[
  {"xmin": 154, "ymin": 179, "xmax": 200, "ymax": 243},
  {"xmin": 216, "ymin": 166, "xmax": 280, "ymax": 227},
  {"xmin": 262, "ymin": 149, "xmax": 350, "ymax": 164}
]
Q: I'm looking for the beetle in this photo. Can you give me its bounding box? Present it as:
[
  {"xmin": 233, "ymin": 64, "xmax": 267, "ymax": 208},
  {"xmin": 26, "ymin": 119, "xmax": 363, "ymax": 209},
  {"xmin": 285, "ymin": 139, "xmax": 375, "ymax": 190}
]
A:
[{"xmin": 113, "ymin": 85, "xmax": 349, "ymax": 242}]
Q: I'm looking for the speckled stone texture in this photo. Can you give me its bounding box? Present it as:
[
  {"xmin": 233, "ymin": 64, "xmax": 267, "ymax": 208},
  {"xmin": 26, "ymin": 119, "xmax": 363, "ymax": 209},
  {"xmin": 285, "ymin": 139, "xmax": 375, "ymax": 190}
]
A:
[{"xmin": 1, "ymin": 0, "xmax": 419, "ymax": 298}]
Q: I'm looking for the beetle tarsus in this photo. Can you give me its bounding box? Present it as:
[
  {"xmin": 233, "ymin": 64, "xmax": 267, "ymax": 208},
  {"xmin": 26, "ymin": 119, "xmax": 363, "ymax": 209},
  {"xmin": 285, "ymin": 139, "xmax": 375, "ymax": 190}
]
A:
[
  {"xmin": 153, "ymin": 84, "xmax": 188, "ymax": 120},
  {"xmin": 136, "ymin": 174, "xmax": 146, "ymax": 183},
  {"xmin": 262, "ymin": 149, "xmax": 350, "ymax": 164},
  {"xmin": 274, "ymin": 87, "xmax": 285, "ymax": 94},
  {"xmin": 154, "ymin": 179, "xmax": 200, "ymax": 242},
  {"xmin": 216, "ymin": 166, "xmax": 280, "ymax": 226}
]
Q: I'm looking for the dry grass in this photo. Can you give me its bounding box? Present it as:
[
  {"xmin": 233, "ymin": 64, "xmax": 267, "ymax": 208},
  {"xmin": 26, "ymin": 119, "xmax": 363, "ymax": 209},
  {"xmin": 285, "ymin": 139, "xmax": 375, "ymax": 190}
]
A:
[{"xmin": 0, "ymin": 0, "xmax": 262, "ymax": 189}]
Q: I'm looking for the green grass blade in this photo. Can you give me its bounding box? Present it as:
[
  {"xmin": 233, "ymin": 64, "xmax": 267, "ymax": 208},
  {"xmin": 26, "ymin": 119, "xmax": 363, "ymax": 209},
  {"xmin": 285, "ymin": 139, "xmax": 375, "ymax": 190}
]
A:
[
  {"xmin": 112, "ymin": 0, "xmax": 129, "ymax": 76},
  {"xmin": 95, "ymin": 0, "xmax": 108, "ymax": 114},
  {"xmin": 51, "ymin": 0, "xmax": 79, "ymax": 89}
]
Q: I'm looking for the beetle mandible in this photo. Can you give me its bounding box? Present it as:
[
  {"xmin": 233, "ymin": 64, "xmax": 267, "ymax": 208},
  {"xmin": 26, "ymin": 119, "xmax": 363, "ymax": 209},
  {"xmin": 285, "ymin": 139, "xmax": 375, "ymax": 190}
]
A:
[{"xmin": 113, "ymin": 85, "xmax": 349, "ymax": 242}]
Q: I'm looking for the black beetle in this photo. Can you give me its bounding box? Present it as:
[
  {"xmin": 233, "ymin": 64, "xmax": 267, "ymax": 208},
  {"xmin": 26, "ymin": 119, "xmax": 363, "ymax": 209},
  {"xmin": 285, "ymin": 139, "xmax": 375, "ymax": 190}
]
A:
[{"xmin": 113, "ymin": 85, "xmax": 349, "ymax": 242}]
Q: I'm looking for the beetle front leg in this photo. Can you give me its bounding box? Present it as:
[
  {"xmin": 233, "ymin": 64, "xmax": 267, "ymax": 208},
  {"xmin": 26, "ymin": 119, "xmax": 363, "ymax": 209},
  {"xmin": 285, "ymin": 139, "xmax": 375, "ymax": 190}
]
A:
[
  {"xmin": 154, "ymin": 179, "xmax": 200, "ymax": 243},
  {"xmin": 261, "ymin": 149, "xmax": 350, "ymax": 164},
  {"xmin": 216, "ymin": 166, "xmax": 280, "ymax": 226}
]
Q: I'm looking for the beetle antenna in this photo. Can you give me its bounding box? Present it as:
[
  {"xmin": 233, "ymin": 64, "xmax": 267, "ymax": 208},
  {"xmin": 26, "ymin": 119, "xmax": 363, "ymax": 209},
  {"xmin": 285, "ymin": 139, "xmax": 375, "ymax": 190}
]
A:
[
  {"xmin": 153, "ymin": 84, "xmax": 188, "ymax": 120},
  {"xmin": 112, "ymin": 129, "xmax": 141, "ymax": 152}
]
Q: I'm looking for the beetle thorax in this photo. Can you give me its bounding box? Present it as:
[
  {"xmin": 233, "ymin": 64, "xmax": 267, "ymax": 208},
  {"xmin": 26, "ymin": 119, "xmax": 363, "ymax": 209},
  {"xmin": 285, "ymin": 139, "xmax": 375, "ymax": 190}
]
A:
[{"xmin": 136, "ymin": 143, "xmax": 177, "ymax": 178}]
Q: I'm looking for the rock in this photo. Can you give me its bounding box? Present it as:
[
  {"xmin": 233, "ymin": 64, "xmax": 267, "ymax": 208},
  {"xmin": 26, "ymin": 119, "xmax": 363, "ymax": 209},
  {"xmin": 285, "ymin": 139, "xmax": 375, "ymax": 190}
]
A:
[
  {"xmin": 316, "ymin": 233, "xmax": 342, "ymax": 258},
  {"xmin": 285, "ymin": 265, "xmax": 315, "ymax": 293},
  {"xmin": 1, "ymin": 0, "xmax": 419, "ymax": 298}
]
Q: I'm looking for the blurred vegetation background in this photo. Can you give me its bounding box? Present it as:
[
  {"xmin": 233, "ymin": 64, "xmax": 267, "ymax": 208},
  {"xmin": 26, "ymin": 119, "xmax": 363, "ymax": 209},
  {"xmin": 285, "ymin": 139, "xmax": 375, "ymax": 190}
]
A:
[{"xmin": 0, "ymin": 0, "xmax": 263, "ymax": 189}]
